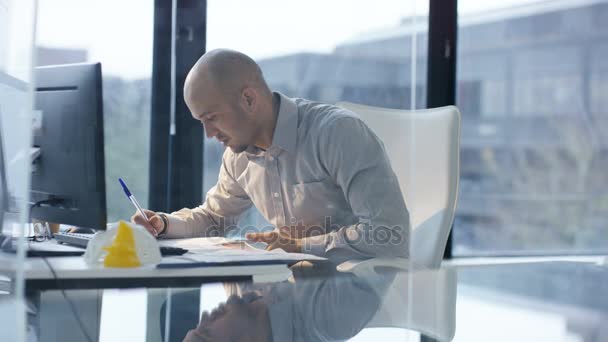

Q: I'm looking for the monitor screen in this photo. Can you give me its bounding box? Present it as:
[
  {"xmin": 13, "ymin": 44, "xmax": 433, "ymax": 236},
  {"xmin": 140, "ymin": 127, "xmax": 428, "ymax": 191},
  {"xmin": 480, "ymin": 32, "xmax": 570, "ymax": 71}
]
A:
[{"xmin": 30, "ymin": 63, "xmax": 106, "ymax": 230}]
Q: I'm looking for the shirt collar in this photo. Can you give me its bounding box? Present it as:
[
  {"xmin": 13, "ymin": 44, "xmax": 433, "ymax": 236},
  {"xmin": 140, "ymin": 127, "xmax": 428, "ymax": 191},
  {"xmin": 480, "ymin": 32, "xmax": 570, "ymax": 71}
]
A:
[
  {"xmin": 270, "ymin": 92, "xmax": 298, "ymax": 154},
  {"xmin": 244, "ymin": 92, "xmax": 298, "ymax": 159}
]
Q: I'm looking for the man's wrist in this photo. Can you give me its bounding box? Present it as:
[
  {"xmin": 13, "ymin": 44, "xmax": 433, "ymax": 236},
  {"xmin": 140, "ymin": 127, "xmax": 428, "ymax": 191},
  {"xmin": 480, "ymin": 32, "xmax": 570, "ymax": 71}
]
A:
[{"xmin": 157, "ymin": 213, "xmax": 169, "ymax": 237}]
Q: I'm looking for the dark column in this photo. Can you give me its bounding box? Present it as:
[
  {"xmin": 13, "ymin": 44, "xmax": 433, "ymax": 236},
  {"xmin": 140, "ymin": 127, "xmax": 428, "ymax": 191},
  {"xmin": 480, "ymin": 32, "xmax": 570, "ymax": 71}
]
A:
[
  {"xmin": 426, "ymin": 0, "xmax": 458, "ymax": 259},
  {"xmin": 149, "ymin": 0, "xmax": 207, "ymax": 212}
]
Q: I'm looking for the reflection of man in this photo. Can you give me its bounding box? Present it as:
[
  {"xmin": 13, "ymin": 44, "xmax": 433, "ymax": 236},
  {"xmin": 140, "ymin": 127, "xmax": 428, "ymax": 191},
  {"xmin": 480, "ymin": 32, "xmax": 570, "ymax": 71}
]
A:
[
  {"xmin": 133, "ymin": 49, "xmax": 409, "ymax": 258},
  {"xmin": 181, "ymin": 262, "xmax": 387, "ymax": 342}
]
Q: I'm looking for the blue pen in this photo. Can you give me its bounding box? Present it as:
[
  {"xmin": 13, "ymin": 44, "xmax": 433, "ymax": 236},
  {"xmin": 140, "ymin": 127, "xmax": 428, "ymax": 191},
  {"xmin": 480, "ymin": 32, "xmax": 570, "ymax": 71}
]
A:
[{"xmin": 119, "ymin": 178, "xmax": 150, "ymax": 222}]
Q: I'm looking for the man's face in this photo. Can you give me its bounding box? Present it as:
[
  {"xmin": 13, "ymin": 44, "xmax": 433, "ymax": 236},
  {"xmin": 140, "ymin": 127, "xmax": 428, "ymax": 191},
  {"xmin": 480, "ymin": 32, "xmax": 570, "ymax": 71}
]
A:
[{"xmin": 186, "ymin": 80, "xmax": 256, "ymax": 153}]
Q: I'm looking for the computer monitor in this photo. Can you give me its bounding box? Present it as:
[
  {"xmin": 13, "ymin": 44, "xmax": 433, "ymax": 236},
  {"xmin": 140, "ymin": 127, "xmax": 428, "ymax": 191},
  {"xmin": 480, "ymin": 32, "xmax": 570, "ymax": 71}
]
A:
[{"xmin": 30, "ymin": 63, "xmax": 107, "ymax": 230}]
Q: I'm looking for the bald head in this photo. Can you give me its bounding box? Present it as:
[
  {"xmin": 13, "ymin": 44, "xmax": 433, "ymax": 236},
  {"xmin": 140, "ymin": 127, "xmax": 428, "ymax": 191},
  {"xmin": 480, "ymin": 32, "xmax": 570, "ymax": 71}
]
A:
[
  {"xmin": 184, "ymin": 49, "xmax": 271, "ymax": 103},
  {"xmin": 183, "ymin": 49, "xmax": 279, "ymax": 153}
]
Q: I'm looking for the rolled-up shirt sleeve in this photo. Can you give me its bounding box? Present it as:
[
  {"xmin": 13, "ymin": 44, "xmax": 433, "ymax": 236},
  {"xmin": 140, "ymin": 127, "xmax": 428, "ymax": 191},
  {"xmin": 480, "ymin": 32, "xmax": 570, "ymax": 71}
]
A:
[
  {"xmin": 163, "ymin": 151, "xmax": 253, "ymax": 238},
  {"xmin": 301, "ymin": 116, "xmax": 410, "ymax": 259}
]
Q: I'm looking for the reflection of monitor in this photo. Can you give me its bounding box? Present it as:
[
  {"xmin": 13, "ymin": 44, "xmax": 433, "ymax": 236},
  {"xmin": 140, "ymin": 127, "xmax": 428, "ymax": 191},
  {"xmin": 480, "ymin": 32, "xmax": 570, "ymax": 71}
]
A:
[{"xmin": 30, "ymin": 63, "xmax": 106, "ymax": 230}]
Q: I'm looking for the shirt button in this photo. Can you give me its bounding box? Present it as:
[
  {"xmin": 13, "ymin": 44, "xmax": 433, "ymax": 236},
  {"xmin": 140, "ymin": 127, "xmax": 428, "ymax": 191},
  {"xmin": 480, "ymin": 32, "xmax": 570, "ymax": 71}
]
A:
[
  {"xmin": 273, "ymin": 192, "xmax": 279, "ymax": 198},
  {"xmin": 268, "ymin": 156, "xmax": 274, "ymax": 161}
]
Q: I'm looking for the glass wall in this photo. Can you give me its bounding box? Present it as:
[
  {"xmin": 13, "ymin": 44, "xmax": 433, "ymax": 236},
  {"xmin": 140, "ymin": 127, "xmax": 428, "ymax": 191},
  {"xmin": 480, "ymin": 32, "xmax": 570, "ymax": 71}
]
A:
[
  {"xmin": 36, "ymin": 0, "xmax": 153, "ymax": 223},
  {"xmin": 206, "ymin": 0, "xmax": 429, "ymax": 233},
  {"xmin": 205, "ymin": 0, "xmax": 608, "ymax": 256},
  {"xmin": 454, "ymin": 0, "xmax": 608, "ymax": 256},
  {"xmin": 0, "ymin": 0, "xmax": 37, "ymax": 340}
]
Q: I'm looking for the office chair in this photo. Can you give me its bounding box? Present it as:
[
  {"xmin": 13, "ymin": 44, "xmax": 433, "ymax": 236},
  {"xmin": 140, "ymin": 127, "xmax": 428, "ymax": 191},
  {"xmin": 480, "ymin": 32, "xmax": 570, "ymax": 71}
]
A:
[{"xmin": 336, "ymin": 102, "xmax": 461, "ymax": 341}]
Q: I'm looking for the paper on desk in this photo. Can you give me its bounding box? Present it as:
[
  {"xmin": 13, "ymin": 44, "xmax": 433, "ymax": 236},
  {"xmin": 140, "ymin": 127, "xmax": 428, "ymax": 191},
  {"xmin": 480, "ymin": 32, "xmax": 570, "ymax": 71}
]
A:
[
  {"xmin": 157, "ymin": 237, "xmax": 326, "ymax": 267},
  {"xmin": 159, "ymin": 237, "xmax": 254, "ymax": 251}
]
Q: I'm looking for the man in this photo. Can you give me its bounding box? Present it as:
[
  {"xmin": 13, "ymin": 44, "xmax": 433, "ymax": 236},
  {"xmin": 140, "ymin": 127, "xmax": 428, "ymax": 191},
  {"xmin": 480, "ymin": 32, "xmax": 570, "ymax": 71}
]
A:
[{"xmin": 132, "ymin": 49, "xmax": 409, "ymax": 259}]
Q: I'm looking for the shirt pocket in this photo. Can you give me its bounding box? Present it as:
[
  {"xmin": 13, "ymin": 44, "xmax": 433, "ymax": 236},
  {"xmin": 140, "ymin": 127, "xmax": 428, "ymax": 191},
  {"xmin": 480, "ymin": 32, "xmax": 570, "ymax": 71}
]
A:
[{"xmin": 289, "ymin": 179, "xmax": 349, "ymax": 227}]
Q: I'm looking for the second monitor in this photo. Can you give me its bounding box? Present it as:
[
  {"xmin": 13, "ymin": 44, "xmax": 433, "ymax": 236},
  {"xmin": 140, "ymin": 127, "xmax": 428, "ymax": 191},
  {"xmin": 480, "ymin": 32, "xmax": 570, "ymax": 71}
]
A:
[{"xmin": 31, "ymin": 63, "xmax": 107, "ymax": 230}]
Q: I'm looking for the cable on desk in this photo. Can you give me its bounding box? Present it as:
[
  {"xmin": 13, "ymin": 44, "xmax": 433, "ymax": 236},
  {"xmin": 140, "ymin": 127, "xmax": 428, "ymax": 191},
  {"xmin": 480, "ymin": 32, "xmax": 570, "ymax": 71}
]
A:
[
  {"xmin": 23, "ymin": 199, "xmax": 65, "ymax": 250},
  {"xmin": 41, "ymin": 257, "xmax": 94, "ymax": 342},
  {"xmin": 29, "ymin": 199, "xmax": 64, "ymax": 241},
  {"xmin": 29, "ymin": 199, "xmax": 64, "ymax": 223}
]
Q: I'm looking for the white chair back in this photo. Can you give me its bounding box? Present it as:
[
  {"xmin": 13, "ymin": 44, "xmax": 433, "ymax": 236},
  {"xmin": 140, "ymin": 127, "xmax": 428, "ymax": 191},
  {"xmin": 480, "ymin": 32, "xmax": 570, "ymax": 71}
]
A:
[
  {"xmin": 337, "ymin": 102, "xmax": 461, "ymax": 268},
  {"xmin": 337, "ymin": 103, "xmax": 461, "ymax": 341}
]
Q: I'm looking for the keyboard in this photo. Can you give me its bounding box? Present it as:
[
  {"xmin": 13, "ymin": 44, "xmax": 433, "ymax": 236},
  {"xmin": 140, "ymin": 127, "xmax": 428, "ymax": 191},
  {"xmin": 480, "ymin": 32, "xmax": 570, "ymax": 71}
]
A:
[
  {"xmin": 54, "ymin": 232, "xmax": 188, "ymax": 256},
  {"xmin": 0, "ymin": 234, "xmax": 86, "ymax": 257},
  {"xmin": 54, "ymin": 232, "xmax": 94, "ymax": 248}
]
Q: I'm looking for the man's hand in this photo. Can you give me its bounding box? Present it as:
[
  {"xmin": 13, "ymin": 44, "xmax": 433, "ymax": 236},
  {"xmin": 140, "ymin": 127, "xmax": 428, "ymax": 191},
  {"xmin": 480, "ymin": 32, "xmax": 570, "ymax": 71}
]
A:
[
  {"xmin": 131, "ymin": 209, "xmax": 164, "ymax": 238},
  {"xmin": 246, "ymin": 227, "xmax": 303, "ymax": 253}
]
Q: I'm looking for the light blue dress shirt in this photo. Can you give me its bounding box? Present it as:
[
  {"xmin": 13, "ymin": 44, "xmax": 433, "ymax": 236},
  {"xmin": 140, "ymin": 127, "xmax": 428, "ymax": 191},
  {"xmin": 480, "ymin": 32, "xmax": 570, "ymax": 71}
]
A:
[{"xmin": 164, "ymin": 92, "xmax": 410, "ymax": 259}]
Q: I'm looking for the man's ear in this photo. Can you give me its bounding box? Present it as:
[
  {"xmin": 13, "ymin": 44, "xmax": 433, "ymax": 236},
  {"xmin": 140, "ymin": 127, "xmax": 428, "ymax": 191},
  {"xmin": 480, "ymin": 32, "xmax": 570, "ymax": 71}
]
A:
[{"xmin": 241, "ymin": 87, "xmax": 257, "ymax": 112}]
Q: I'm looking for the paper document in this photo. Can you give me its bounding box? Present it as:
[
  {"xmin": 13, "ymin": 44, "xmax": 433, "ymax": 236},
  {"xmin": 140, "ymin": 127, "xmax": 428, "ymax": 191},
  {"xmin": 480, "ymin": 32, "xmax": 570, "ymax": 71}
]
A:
[
  {"xmin": 158, "ymin": 237, "xmax": 326, "ymax": 267},
  {"xmin": 159, "ymin": 237, "xmax": 255, "ymax": 251}
]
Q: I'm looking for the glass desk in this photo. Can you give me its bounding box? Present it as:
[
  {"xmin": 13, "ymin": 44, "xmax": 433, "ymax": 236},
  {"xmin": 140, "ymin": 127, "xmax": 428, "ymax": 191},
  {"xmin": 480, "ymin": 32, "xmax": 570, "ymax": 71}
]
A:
[{"xmin": 7, "ymin": 255, "xmax": 608, "ymax": 342}]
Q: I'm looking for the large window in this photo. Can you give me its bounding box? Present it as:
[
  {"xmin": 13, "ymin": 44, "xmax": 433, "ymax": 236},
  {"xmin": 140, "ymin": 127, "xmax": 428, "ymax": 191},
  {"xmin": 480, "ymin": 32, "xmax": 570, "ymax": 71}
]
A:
[
  {"xmin": 203, "ymin": 0, "xmax": 428, "ymax": 232},
  {"xmin": 36, "ymin": 0, "xmax": 153, "ymax": 223},
  {"xmin": 206, "ymin": 0, "xmax": 428, "ymax": 231},
  {"xmin": 205, "ymin": 0, "xmax": 608, "ymax": 256},
  {"xmin": 454, "ymin": 0, "xmax": 608, "ymax": 255}
]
